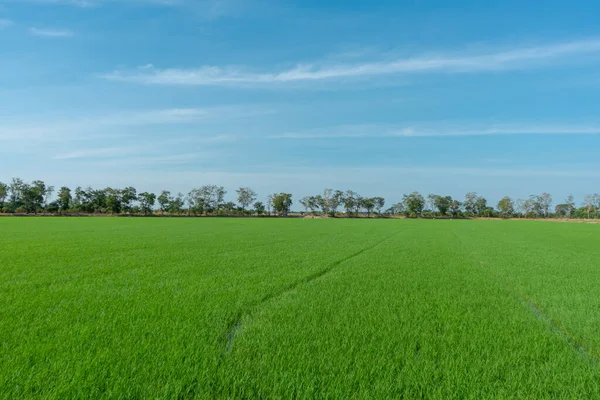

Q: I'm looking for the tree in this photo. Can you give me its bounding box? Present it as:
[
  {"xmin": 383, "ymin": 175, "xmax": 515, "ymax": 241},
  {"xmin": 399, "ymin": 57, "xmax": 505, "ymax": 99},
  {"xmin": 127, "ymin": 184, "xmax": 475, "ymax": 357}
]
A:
[
  {"xmin": 475, "ymin": 196, "xmax": 488, "ymax": 217},
  {"xmin": 583, "ymin": 194, "xmax": 594, "ymax": 219},
  {"xmin": 73, "ymin": 187, "xmax": 86, "ymax": 212},
  {"xmin": 41, "ymin": 182, "xmax": 55, "ymax": 209},
  {"xmin": 236, "ymin": 187, "xmax": 257, "ymax": 213},
  {"xmin": 189, "ymin": 185, "xmax": 222, "ymax": 215},
  {"xmin": 314, "ymin": 194, "xmax": 327, "ymax": 215},
  {"xmin": 266, "ymin": 194, "xmax": 274, "ymax": 216},
  {"xmin": 121, "ymin": 186, "xmax": 137, "ymax": 215},
  {"xmin": 0, "ymin": 182, "xmax": 7, "ymax": 211},
  {"xmin": 464, "ymin": 192, "xmax": 478, "ymax": 216},
  {"xmin": 374, "ymin": 197, "xmax": 385, "ymax": 216},
  {"xmin": 90, "ymin": 188, "xmax": 107, "ymax": 213},
  {"xmin": 555, "ymin": 204, "xmax": 570, "ymax": 218},
  {"xmin": 427, "ymin": 194, "xmax": 438, "ymax": 216},
  {"xmin": 56, "ymin": 187, "xmax": 72, "ymax": 214},
  {"xmin": 184, "ymin": 192, "xmax": 194, "ymax": 215},
  {"xmin": 449, "ymin": 200, "xmax": 462, "ymax": 218},
  {"xmin": 361, "ymin": 197, "xmax": 376, "ymax": 217},
  {"xmin": 105, "ymin": 188, "xmax": 122, "ymax": 214},
  {"xmin": 223, "ymin": 201, "xmax": 236, "ymax": 215},
  {"xmin": 187, "ymin": 188, "xmax": 206, "ymax": 215},
  {"xmin": 158, "ymin": 190, "xmax": 172, "ymax": 215},
  {"xmin": 329, "ymin": 190, "xmax": 344, "ymax": 216},
  {"xmin": 388, "ymin": 202, "xmax": 405, "ymax": 216},
  {"xmin": 272, "ymin": 193, "xmax": 293, "ymax": 216},
  {"xmin": 138, "ymin": 192, "xmax": 156, "ymax": 216},
  {"xmin": 433, "ymin": 195, "xmax": 452, "ymax": 217},
  {"xmin": 497, "ymin": 196, "xmax": 515, "ymax": 219},
  {"xmin": 169, "ymin": 193, "xmax": 185, "ymax": 214},
  {"xmin": 566, "ymin": 195, "xmax": 576, "ymax": 218},
  {"xmin": 300, "ymin": 196, "xmax": 319, "ymax": 215},
  {"xmin": 253, "ymin": 201, "xmax": 265, "ymax": 216},
  {"xmin": 300, "ymin": 196, "xmax": 311, "ymax": 214},
  {"xmin": 215, "ymin": 186, "xmax": 226, "ymax": 216},
  {"xmin": 538, "ymin": 193, "xmax": 553, "ymax": 218},
  {"xmin": 343, "ymin": 190, "xmax": 357, "ymax": 217},
  {"xmin": 403, "ymin": 192, "xmax": 425, "ymax": 217},
  {"xmin": 594, "ymin": 194, "xmax": 600, "ymax": 218},
  {"xmin": 24, "ymin": 180, "xmax": 51, "ymax": 214}
]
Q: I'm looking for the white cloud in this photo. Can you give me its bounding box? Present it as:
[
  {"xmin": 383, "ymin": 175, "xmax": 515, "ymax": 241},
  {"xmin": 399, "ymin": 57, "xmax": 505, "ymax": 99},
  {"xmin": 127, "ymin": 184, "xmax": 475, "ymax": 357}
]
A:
[
  {"xmin": 103, "ymin": 38, "xmax": 600, "ymax": 86},
  {"xmin": 4, "ymin": 0, "xmax": 180, "ymax": 7},
  {"xmin": 53, "ymin": 146, "xmax": 136, "ymax": 160},
  {"xmin": 84, "ymin": 152, "xmax": 211, "ymax": 167},
  {"xmin": 0, "ymin": 19, "xmax": 13, "ymax": 28},
  {"xmin": 30, "ymin": 27, "xmax": 74, "ymax": 37},
  {"xmin": 269, "ymin": 123, "xmax": 600, "ymax": 139},
  {"xmin": 0, "ymin": 106, "xmax": 268, "ymax": 142}
]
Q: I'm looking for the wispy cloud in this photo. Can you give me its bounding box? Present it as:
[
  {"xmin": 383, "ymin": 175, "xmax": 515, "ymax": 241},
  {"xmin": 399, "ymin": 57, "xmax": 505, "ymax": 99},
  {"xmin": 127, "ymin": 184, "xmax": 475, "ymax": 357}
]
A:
[
  {"xmin": 5, "ymin": 0, "xmax": 180, "ymax": 7},
  {"xmin": 86, "ymin": 152, "xmax": 210, "ymax": 167},
  {"xmin": 53, "ymin": 146, "xmax": 136, "ymax": 160},
  {"xmin": 269, "ymin": 123, "xmax": 600, "ymax": 139},
  {"xmin": 30, "ymin": 27, "xmax": 73, "ymax": 37},
  {"xmin": 103, "ymin": 38, "xmax": 600, "ymax": 86},
  {"xmin": 0, "ymin": 106, "xmax": 268, "ymax": 142},
  {"xmin": 0, "ymin": 19, "xmax": 13, "ymax": 28}
]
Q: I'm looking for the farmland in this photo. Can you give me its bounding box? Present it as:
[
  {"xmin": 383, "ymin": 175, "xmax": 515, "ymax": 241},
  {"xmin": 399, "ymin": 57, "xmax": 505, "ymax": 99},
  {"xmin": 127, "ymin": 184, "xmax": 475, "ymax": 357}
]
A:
[{"xmin": 1, "ymin": 218, "xmax": 600, "ymax": 398}]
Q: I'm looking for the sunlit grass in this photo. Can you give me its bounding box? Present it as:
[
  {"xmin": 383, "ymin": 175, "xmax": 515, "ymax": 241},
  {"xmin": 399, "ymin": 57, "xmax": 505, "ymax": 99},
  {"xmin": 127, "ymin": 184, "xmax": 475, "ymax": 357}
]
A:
[{"xmin": 1, "ymin": 218, "xmax": 600, "ymax": 398}]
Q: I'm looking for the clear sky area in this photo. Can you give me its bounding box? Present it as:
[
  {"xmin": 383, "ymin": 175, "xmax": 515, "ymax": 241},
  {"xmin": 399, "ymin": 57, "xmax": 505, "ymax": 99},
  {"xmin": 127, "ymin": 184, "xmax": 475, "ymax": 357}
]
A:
[{"xmin": 2, "ymin": 0, "xmax": 599, "ymax": 204}]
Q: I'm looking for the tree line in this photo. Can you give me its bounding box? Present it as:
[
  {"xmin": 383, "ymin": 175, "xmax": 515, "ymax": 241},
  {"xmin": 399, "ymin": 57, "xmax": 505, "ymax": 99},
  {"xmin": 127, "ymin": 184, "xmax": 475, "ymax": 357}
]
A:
[{"xmin": 1, "ymin": 178, "xmax": 600, "ymax": 219}]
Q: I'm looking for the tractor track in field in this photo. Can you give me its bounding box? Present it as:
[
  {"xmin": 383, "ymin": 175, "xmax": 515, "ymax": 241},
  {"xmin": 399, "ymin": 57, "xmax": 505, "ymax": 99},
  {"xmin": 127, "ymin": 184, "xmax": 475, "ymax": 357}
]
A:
[
  {"xmin": 452, "ymin": 229, "xmax": 600, "ymax": 362},
  {"xmin": 485, "ymin": 267, "xmax": 600, "ymax": 361},
  {"xmin": 221, "ymin": 228, "xmax": 406, "ymax": 355}
]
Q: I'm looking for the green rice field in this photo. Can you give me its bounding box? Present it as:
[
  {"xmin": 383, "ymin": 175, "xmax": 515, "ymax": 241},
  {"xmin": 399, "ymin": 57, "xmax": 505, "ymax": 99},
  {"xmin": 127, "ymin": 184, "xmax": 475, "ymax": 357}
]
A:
[{"xmin": 2, "ymin": 217, "xmax": 600, "ymax": 398}]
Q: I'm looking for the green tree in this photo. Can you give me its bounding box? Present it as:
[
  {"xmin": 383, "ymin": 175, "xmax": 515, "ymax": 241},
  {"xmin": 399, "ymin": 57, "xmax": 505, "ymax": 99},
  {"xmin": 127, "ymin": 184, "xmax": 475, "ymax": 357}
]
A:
[
  {"xmin": 403, "ymin": 192, "xmax": 425, "ymax": 217},
  {"xmin": 329, "ymin": 190, "xmax": 344, "ymax": 216},
  {"xmin": 0, "ymin": 182, "xmax": 8, "ymax": 210},
  {"xmin": 374, "ymin": 197, "xmax": 385, "ymax": 216},
  {"xmin": 23, "ymin": 180, "xmax": 51, "ymax": 214},
  {"xmin": 314, "ymin": 194, "xmax": 327, "ymax": 215},
  {"xmin": 215, "ymin": 186, "xmax": 226, "ymax": 216},
  {"xmin": 223, "ymin": 201, "xmax": 236, "ymax": 215},
  {"xmin": 8, "ymin": 178, "xmax": 26, "ymax": 211},
  {"xmin": 105, "ymin": 188, "xmax": 122, "ymax": 214},
  {"xmin": 299, "ymin": 196, "xmax": 311, "ymax": 214},
  {"xmin": 236, "ymin": 187, "xmax": 257, "ymax": 213},
  {"xmin": 361, "ymin": 197, "xmax": 376, "ymax": 218},
  {"xmin": 464, "ymin": 192, "xmax": 478, "ymax": 216},
  {"xmin": 272, "ymin": 193, "xmax": 293, "ymax": 216},
  {"xmin": 427, "ymin": 194, "xmax": 438, "ymax": 216},
  {"xmin": 449, "ymin": 200, "xmax": 462, "ymax": 218},
  {"xmin": 433, "ymin": 195, "xmax": 452, "ymax": 216},
  {"xmin": 497, "ymin": 196, "xmax": 515, "ymax": 219},
  {"xmin": 158, "ymin": 190, "xmax": 172, "ymax": 215},
  {"xmin": 538, "ymin": 193, "xmax": 553, "ymax": 217},
  {"xmin": 343, "ymin": 190, "xmax": 357, "ymax": 217},
  {"xmin": 555, "ymin": 204, "xmax": 570, "ymax": 218},
  {"xmin": 566, "ymin": 195, "xmax": 575, "ymax": 218},
  {"xmin": 475, "ymin": 196, "xmax": 488, "ymax": 217},
  {"xmin": 388, "ymin": 202, "xmax": 405, "ymax": 216},
  {"xmin": 57, "ymin": 187, "xmax": 72, "ymax": 214},
  {"xmin": 138, "ymin": 192, "xmax": 156, "ymax": 216},
  {"xmin": 253, "ymin": 201, "xmax": 265, "ymax": 216},
  {"xmin": 121, "ymin": 186, "xmax": 137, "ymax": 215},
  {"xmin": 169, "ymin": 193, "xmax": 185, "ymax": 215}
]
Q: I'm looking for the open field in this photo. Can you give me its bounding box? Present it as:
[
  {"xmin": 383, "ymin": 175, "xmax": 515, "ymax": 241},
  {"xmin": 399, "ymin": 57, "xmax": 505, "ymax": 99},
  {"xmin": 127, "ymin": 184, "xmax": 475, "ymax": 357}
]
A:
[{"xmin": 2, "ymin": 218, "xmax": 600, "ymax": 398}]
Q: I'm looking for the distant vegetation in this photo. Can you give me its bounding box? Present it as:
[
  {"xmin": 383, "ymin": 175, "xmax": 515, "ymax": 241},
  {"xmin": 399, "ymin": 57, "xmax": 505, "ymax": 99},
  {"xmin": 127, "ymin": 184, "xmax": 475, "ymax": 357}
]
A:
[{"xmin": 1, "ymin": 177, "xmax": 599, "ymax": 219}]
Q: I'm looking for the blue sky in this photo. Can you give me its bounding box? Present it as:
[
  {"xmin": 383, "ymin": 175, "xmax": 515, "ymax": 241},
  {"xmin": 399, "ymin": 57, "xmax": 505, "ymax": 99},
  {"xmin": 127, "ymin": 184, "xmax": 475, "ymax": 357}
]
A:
[{"xmin": 2, "ymin": 0, "xmax": 600, "ymax": 206}]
